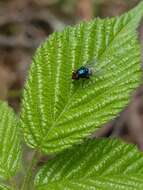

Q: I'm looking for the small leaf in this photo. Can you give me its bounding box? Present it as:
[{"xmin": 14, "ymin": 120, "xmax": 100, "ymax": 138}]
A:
[
  {"xmin": 0, "ymin": 102, "xmax": 21, "ymax": 180},
  {"xmin": 35, "ymin": 139, "xmax": 143, "ymax": 190},
  {"xmin": 21, "ymin": 2, "xmax": 143, "ymax": 153},
  {"xmin": 0, "ymin": 184, "xmax": 12, "ymax": 190}
]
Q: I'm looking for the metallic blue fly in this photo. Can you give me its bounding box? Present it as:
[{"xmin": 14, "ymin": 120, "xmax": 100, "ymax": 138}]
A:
[
  {"xmin": 72, "ymin": 59, "xmax": 96, "ymax": 80},
  {"xmin": 72, "ymin": 66, "xmax": 92, "ymax": 80}
]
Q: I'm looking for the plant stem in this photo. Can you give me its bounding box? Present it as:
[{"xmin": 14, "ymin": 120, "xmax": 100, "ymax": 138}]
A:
[
  {"xmin": 9, "ymin": 178, "xmax": 18, "ymax": 190},
  {"xmin": 21, "ymin": 150, "xmax": 39, "ymax": 190},
  {"xmin": 8, "ymin": 89, "xmax": 22, "ymax": 98}
]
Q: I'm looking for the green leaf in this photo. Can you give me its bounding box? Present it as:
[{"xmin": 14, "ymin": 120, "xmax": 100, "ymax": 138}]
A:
[
  {"xmin": 0, "ymin": 184, "xmax": 11, "ymax": 190},
  {"xmin": 35, "ymin": 139, "xmax": 143, "ymax": 190},
  {"xmin": 119, "ymin": 1, "xmax": 143, "ymax": 30},
  {"xmin": 21, "ymin": 2, "xmax": 143, "ymax": 153},
  {"xmin": 0, "ymin": 102, "xmax": 21, "ymax": 180}
]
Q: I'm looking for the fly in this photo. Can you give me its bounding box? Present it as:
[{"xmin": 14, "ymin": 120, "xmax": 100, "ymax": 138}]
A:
[{"xmin": 72, "ymin": 66, "xmax": 92, "ymax": 80}]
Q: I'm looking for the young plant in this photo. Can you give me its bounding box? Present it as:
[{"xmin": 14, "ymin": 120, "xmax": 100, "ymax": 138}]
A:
[{"xmin": 0, "ymin": 2, "xmax": 143, "ymax": 190}]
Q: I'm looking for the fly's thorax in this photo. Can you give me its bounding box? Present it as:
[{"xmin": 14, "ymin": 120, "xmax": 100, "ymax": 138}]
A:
[{"xmin": 77, "ymin": 67, "xmax": 89, "ymax": 77}]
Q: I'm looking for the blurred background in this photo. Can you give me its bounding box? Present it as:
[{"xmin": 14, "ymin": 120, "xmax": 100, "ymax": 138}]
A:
[{"xmin": 0, "ymin": 0, "xmax": 143, "ymax": 148}]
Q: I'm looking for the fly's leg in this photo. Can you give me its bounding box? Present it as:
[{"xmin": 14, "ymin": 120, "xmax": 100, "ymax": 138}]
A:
[
  {"xmin": 86, "ymin": 76, "xmax": 94, "ymax": 86},
  {"xmin": 81, "ymin": 77, "xmax": 89, "ymax": 88},
  {"xmin": 81, "ymin": 79, "xmax": 85, "ymax": 88}
]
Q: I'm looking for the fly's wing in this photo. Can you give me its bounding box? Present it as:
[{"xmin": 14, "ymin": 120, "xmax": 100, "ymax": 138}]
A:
[
  {"xmin": 84, "ymin": 58, "xmax": 108, "ymax": 79},
  {"xmin": 85, "ymin": 58, "xmax": 97, "ymax": 68},
  {"xmin": 84, "ymin": 58, "xmax": 97, "ymax": 75}
]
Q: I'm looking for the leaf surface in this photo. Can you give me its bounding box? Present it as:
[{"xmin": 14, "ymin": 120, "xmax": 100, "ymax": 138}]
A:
[
  {"xmin": 21, "ymin": 2, "xmax": 143, "ymax": 153},
  {"xmin": 35, "ymin": 139, "xmax": 143, "ymax": 190},
  {"xmin": 0, "ymin": 102, "xmax": 21, "ymax": 180}
]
